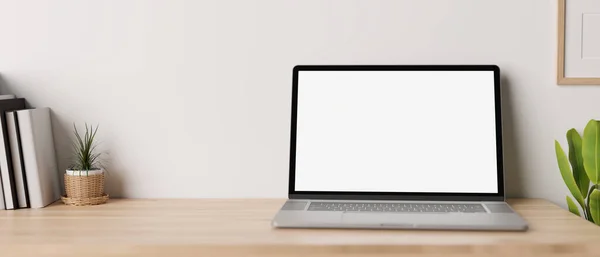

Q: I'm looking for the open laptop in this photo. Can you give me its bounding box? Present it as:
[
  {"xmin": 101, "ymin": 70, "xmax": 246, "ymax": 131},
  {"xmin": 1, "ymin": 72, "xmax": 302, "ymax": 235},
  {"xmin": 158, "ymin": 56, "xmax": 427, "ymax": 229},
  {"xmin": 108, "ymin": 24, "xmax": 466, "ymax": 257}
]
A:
[{"xmin": 272, "ymin": 65, "xmax": 528, "ymax": 231}]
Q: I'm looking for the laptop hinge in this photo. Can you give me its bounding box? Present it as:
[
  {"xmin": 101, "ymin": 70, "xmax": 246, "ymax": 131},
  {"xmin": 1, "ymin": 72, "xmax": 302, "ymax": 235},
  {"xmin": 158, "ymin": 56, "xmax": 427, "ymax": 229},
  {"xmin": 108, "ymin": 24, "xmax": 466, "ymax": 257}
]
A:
[{"xmin": 289, "ymin": 194, "xmax": 505, "ymax": 202}]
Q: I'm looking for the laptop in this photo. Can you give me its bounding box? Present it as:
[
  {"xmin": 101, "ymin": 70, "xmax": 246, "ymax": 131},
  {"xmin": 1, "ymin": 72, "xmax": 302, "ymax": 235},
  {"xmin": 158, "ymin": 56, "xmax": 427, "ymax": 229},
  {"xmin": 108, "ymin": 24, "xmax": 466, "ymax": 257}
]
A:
[{"xmin": 272, "ymin": 65, "xmax": 528, "ymax": 231}]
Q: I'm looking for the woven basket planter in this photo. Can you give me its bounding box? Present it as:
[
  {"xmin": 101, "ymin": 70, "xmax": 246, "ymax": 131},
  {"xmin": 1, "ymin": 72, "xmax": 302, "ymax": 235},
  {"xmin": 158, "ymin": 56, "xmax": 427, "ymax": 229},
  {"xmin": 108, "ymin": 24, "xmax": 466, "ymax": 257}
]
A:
[
  {"xmin": 62, "ymin": 169, "xmax": 108, "ymax": 206},
  {"xmin": 61, "ymin": 194, "xmax": 109, "ymax": 206}
]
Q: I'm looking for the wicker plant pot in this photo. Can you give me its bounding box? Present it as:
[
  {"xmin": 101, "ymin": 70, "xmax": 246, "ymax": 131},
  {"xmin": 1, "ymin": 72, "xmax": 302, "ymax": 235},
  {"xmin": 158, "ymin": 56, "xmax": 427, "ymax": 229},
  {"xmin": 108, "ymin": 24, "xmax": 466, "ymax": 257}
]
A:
[{"xmin": 62, "ymin": 169, "xmax": 108, "ymax": 206}]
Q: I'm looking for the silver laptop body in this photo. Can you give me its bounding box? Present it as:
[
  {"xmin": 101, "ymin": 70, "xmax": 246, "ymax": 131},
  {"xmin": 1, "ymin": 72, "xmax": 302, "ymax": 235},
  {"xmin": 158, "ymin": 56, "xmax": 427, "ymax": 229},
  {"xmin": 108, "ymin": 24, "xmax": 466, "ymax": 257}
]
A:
[{"xmin": 272, "ymin": 65, "xmax": 528, "ymax": 231}]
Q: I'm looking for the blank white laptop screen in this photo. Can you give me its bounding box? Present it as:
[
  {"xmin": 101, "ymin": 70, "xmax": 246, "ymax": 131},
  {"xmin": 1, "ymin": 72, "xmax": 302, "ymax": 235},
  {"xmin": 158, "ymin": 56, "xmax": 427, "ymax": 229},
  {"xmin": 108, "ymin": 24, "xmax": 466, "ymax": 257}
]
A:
[{"xmin": 294, "ymin": 70, "xmax": 499, "ymax": 193}]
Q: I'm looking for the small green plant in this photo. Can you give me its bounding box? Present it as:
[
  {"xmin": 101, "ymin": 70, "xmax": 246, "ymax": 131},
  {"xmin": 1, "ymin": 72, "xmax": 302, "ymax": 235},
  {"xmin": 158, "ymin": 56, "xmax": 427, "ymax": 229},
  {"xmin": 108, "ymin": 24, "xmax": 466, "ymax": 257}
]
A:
[
  {"xmin": 555, "ymin": 120, "xmax": 600, "ymax": 225},
  {"xmin": 70, "ymin": 123, "xmax": 101, "ymax": 172}
]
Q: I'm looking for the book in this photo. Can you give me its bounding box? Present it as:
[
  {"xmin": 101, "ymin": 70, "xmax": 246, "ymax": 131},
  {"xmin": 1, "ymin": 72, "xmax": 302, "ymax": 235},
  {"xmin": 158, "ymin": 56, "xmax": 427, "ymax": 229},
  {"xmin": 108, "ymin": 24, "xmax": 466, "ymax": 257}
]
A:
[
  {"xmin": 16, "ymin": 108, "xmax": 60, "ymax": 208},
  {"xmin": 0, "ymin": 98, "xmax": 26, "ymax": 210},
  {"xmin": 7, "ymin": 111, "xmax": 29, "ymax": 208},
  {"xmin": 0, "ymin": 95, "xmax": 16, "ymax": 100}
]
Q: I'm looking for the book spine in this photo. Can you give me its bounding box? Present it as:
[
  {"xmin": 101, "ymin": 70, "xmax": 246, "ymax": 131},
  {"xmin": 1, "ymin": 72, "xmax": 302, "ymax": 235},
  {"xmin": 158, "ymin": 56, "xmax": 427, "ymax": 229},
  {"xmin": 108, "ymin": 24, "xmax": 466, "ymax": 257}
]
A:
[
  {"xmin": 0, "ymin": 111, "xmax": 17, "ymax": 209},
  {"xmin": 8, "ymin": 111, "xmax": 30, "ymax": 208},
  {"xmin": 0, "ymin": 166, "xmax": 4, "ymax": 209},
  {"xmin": 14, "ymin": 113, "xmax": 30, "ymax": 208},
  {"xmin": 17, "ymin": 111, "xmax": 43, "ymax": 208}
]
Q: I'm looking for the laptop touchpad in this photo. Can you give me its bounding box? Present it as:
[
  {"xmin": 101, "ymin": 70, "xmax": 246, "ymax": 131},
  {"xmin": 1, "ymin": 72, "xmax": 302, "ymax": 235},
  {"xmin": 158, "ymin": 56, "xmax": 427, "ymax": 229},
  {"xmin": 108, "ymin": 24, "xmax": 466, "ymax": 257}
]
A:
[{"xmin": 342, "ymin": 213, "xmax": 416, "ymax": 227}]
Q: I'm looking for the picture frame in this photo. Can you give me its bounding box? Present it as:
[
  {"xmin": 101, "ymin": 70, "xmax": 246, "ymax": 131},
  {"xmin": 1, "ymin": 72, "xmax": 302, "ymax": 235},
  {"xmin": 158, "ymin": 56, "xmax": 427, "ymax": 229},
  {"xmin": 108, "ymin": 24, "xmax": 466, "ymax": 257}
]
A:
[{"xmin": 557, "ymin": 0, "xmax": 600, "ymax": 85}]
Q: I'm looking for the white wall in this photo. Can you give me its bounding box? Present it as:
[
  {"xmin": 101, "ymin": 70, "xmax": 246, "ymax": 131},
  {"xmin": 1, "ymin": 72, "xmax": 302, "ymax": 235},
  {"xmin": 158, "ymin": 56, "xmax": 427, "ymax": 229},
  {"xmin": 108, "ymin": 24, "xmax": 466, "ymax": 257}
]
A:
[{"xmin": 0, "ymin": 0, "xmax": 592, "ymax": 206}]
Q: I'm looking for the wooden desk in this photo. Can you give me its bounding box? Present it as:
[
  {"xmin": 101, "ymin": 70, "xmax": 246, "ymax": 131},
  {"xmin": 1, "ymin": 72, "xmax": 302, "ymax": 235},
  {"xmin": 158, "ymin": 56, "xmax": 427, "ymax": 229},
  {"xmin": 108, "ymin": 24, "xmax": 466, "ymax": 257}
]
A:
[{"xmin": 1, "ymin": 199, "xmax": 599, "ymax": 257}]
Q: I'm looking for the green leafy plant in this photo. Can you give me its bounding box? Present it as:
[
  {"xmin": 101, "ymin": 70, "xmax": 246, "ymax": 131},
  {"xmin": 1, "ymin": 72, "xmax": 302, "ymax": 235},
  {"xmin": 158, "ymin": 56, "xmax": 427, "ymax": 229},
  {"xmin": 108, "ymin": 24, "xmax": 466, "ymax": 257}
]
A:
[
  {"xmin": 70, "ymin": 124, "xmax": 101, "ymax": 172},
  {"xmin": 556, "ymin": 120, "xmax": 600, "ymax": 225}
]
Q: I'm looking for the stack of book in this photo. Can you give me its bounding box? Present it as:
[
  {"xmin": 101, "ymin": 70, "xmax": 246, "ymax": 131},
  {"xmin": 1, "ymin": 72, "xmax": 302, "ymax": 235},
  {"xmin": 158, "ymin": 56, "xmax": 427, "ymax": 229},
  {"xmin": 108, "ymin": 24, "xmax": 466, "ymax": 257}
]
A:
[{"xmin": 0, "ymin": 96, "xmax": 60, "ymax": 210}]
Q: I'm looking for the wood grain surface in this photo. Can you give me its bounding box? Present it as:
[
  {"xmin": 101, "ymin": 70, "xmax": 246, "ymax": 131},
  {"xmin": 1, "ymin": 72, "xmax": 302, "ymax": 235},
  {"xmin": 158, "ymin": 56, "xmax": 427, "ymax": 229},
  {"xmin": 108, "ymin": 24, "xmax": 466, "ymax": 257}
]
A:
[{"xmin": 1, "ymin": 198, "xmax": 599, "ymax": 257}]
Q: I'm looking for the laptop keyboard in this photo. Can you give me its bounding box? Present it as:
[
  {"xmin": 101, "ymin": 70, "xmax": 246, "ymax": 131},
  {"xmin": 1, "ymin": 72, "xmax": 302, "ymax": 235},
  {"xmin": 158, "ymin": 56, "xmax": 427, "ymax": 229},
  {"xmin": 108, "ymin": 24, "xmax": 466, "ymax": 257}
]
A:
[{"xmin": 307, "ymin": 202, "xmax": 487, "ymax": 213}]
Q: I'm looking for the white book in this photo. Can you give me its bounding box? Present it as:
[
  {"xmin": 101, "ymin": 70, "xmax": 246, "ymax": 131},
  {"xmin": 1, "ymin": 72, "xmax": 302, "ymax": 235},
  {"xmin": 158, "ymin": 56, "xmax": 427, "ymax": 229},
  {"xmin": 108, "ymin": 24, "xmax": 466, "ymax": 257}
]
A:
[
  {"xmin": 0, "ymin": 95, "xmax": 16, "ymax": 100},
  {"xmin": 0, "ymin": 114, "xmax": 15, "ymax": 210},
  {"xmin": 16, "ymin": 108, "xmax": 60, "ymax": 208},
  {"xmin": 7, "ymin": 111, "xmax": 29, "ymax": 208},
  {"xmin": 0, "ymin": 178, "xmax": 3, "ymax": 210}
]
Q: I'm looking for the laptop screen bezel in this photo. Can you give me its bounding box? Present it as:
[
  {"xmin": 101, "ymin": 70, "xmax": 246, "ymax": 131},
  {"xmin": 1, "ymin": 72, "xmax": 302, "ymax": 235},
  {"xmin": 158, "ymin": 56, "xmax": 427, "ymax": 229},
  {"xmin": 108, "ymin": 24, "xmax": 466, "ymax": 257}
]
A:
[{"xmin": 288, "ymin": 65, "xmax": 504, "ymax": 201}]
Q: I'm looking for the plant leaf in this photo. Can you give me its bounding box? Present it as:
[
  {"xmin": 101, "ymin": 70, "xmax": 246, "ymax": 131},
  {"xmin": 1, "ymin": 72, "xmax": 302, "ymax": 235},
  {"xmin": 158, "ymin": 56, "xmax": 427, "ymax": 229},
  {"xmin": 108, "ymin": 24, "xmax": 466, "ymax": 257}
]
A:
[
  {"xmin": 567, "ymin": 129, "xmax": 590, "ymax": 196},
  {"xmin": 556, "ymin": 140, "xmax": 585, "ymax": 207},
  {"xmin": 566, "ymin": 196, "xmax": 581, "ymax": 217},
  {"xmin": 71, "ymin": 123, "xmax": 101, "ymax": 171},
  {"xmin": 586, "ymin": 186, "xmax": 595, "ymax": 222},
  {"xmin": 583, "ymin": 120, "xmax": 600, "ymax": 184},
  {"xmin": 590, "ymin": 189, "xmax": 600, "ymax": 225}
]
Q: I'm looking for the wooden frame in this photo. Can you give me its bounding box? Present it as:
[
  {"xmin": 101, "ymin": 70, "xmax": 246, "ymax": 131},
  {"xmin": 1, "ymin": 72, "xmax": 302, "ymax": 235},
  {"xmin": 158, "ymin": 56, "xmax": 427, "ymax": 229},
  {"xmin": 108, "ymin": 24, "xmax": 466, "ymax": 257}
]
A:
[{"xmin": 557, "ymin": 0, "xmax": 600, "ymax": 85}]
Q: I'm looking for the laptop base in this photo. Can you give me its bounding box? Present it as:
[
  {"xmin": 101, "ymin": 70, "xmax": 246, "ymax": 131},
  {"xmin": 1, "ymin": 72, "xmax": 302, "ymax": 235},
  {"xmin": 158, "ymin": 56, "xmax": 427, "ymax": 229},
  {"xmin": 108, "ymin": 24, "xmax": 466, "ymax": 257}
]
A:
[{"xmin": 272, "ymin": 200, "xmax": 528, "ymax": 231}]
